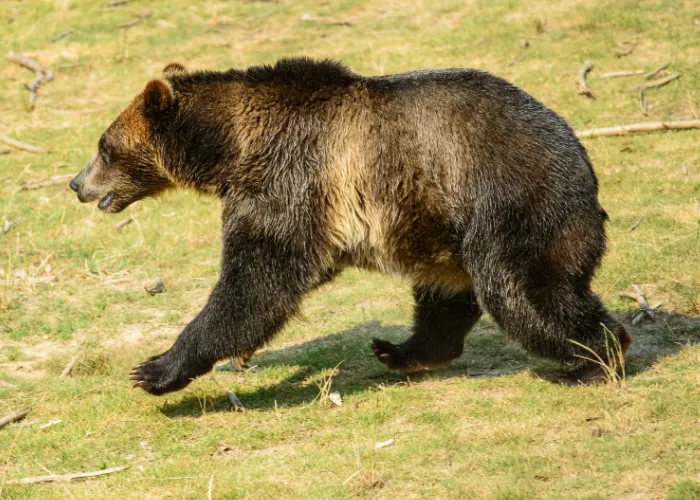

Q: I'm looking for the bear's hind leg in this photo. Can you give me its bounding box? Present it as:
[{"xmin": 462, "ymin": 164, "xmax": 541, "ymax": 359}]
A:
[
  {"xmin": 372, "ymin": 285, "xmax": 482, "ymax": 372},
  {"xmin": 463, "ymin": 236, "xmax": 631, "ymax": 383}
]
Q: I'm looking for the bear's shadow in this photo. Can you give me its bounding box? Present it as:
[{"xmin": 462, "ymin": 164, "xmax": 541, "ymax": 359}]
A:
[{"xmin": 160, "ymin": 312, "xmax": 699, "ymax": 418}]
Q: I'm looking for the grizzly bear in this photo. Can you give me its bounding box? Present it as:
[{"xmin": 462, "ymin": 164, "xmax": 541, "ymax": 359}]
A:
[{"xmin": 70, "ymin": 58, "xmax": 631, "ymax": 395}]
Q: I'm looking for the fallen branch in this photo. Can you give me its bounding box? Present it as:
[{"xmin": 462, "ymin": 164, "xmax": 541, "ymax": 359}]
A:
[
  {"xmin": 114, "ymin": 217, "xmax": 134, "ymax": 232},
  {"xmin": 119, "ymin": 10, "xmax": 152, "ymax": 28},
  {"xmin": 0, "ymin": 131, "xmax": 48, "ymax": 153},
  {"xmin": 7, "ymin": 465, "xmax": 128, "ymax": 485},
  {"xmin": 300, "ymin": 13, "xmax": 354, "ymax": 26},
  {"xmin": 614, "ymin": 42, "xmax": 637, "ymax": 58},
  {"xmin": 644, "ymin": 62, "xmax": 669, "ymax": 79},
  {"xmin": 50, "ymin": 30, "xmax": 73, "ymax": 43},
  {"xmin": 638, "ymin": 90, "xmax": 648, "ymax": 116},
  {"xmin": 628, "ymin": 216, "xmax": 643, "ymax": 232},
  {"xmin": 7, "ymin": 51, "xmax": 54, "ymax": 108},
  {"xmin": 600, "ymin": 69, "xmax": 644, "ymax": 78},
  {"xmin": 620, "ymin": 285, "xmax": 658, "ymax": 325},
  {"xmin": 577, "ymin": 60, "xmax": 594, "ymax": 98},
  {"xmin": 19, "ymin": 174, "xmax": 73, "ymax": 191},
  {"xmin": 226, "ymin": 390, "xmax": 245, "ymax": 412},
  {"xmin": 0, "ymin": 407, "xmax": 32, "ymax": 430},
  {"xmin": 60, "ymin": 355, "xmax": 80, "ymax": 378},
  {"xmin": 631, "ymin": 73, "xmax": 680, "ymax": 92},
  {"xmin": 575, "ymin": 119, "xmax": 700, "ymax": 138}
]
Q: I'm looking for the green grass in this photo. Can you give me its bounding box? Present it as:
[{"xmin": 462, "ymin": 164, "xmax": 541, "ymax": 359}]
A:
[{"xmin": 1, "ymin": 0, "xmax": 699, "ymax": 498}]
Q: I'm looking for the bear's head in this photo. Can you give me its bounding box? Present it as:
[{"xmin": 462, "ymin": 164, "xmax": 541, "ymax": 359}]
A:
[{"xmin": 69, "ymin": 64, "xmax": 187, "ymax": 213}]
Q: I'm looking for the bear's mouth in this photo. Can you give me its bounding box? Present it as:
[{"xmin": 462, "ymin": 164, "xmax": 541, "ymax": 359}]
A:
[{"xmin": 98, "ymin": 191, "xmax": 115, "ymax": 211}]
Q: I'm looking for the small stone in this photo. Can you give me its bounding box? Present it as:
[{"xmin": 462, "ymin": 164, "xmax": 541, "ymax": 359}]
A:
[
  {"xmin": 329, "ymin": 391, "xmax": 343, "ymax": 407},
  {"xmin": 145, "ymin": 276, "xmax": 165, "ymax": 295},
  {"xmin": 520, "ymin": 39, "xmax": 530, "ymax": 49}
]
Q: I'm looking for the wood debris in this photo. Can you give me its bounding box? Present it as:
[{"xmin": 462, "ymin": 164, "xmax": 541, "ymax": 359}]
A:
[
  {"xmin": 628, "ymin": 216, "xmax": 643, "ymax": 232},
  {"xmin": 0, "ymin": 131, "xmax": 48, "ymax": 153},
  {"xmin": 115, "ymin": 217, "xmax": 134, "ymax": 232},
  {"xmin": 644, "ymin": 62, "xmax": 669, "ymax": 79},
  {"xmin": 120, "ymin": 10, "xmax": 152, "ymax": 28},
  {"xmin": 7, "ymin": 51, "xmax": 54, "ymax": 108},
  {"xmin": 619, "ymin": 285, "xmax": 659, "ymax": 325},
  {"xmin": 631, "ymin": 72, "xmax": 680, "ymax": 92},
  {"xmin": 50, "ymin": 30, "xmax": 73, "ymax": 43},
  {"xmin": 0, "ymin": 407, "xmax": 32, "ymax": 430},
  {"xmin": 374, "ymin": 438, "xmax": 394, "ymax": 450},
  {"xmin": 575, "ymin": 119, "xmax": 700, "ymax": 138},
  {"xmin": 577, "ymin": 60, "xmax": 594, "ymax": 98},
  {"xmin": 300, "ymin": 13, "xmax": 353, "ymax": 26},
  {"xmin": 600, "ymin": 69, "xmax": 644, "ymax": 78},
  {"xmin": 60, "ymin": 354, "xmax": 80, "ymax": 378},
  {"xmin": 19, "ymin": 174, "xmax": 73, "ymax": 191},
  {"xmin": 7, "ymin": 465, "xmax": 128, "ymax": 485},
  {"xmin": 226, "ymin": 390, "xmax": 245, "ymax": 412},
  {"xmin": 614, "ymin": 41, "xmax": 637, "ymax": 58},
  {"xmin": 39, "ymin": 419, "xmax": 62, "ymax": 429}
]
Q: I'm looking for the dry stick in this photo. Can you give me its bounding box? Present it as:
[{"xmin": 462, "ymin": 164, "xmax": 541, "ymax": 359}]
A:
[
  {"xmin": 50, "ymin": 30, "xmax": 73, "ymax": 43},
  {"xmin": 119, "ymin": 10, "xmax": 152, "ymax": 28},
  {"xmin": 638, "ymin": 90, "xmax": 648, "ymax": 116},
  {"xmin": 0, "ymin": 407, "xmax": 31, "ymax": 430},
  {"xmin": 632, "ymin": 72, "xmax": 681, "ymax": 92},
  {"xmin": 575, "ymin": 119, "xmax": 700, "ymax": 138},
  {"xmin": 7, "ymin": 466, "xmax": 128, "ymax": 485},
  {"xmin": 628, "ymin": 216, "xmax": 643, "ymax": 232},
  {"xmin": 60, "ymin": 355, "xmax": 80, "ymax": 378},
  {"xmin": 600, "ymin": 69, "xmax": 644, "ymax": 78},
  {"xmin": 226, "ymin": 390, "xmax": 245, "ymax": 412},
  {"xmin": 615, "ymin": 42, "xmax": 637, "ymax": 57},
  {"xmin": 577, "ymin": 60, "xmax": 594, "ymax": 98},
  {"xmin": 0, "ymin": 132, "xmax": 48, "ymax": 153},
  {"xmin": 110, "ymin": 0, "xmax": 130, "ymax": 5},
  {"xmin": 19, "ymin": 174, "xmax": 74, "ymax": 191},
  {"xmin": 644, "ymin": 62, "xmax": 669, "ymax": 79},
  {"xmin": 635, "ymin": 73, "xmax": 680, "ymax": 116},
  {"xmin": 7, "ymin": 52, "xmax": 54, "ymax": 108}
]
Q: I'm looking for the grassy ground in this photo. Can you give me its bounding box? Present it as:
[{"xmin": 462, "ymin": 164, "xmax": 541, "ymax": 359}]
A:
[{"xmin": 1, "ymin": 0, "xmax": 699, "ymax": 498}]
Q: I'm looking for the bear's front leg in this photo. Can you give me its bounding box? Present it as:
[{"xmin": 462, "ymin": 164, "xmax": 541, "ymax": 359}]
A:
[{"xmin": 131, "ymin": 226, "xmax": 325, "ymax": 395}]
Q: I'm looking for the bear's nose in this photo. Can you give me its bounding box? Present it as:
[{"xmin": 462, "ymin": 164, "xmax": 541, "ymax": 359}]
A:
[{"xmin": 69, "ymin": 175, "xmax": 81, "ymax": 192}]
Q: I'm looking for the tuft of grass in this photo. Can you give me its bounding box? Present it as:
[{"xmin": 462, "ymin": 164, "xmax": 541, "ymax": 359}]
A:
[{"xmin": 569, "ymin": 325, "xmax": 627, "ymax": 386}]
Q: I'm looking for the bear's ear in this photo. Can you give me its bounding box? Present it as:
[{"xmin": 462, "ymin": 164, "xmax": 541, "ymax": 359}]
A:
[
  {"xmin": 162, "ymin": 62, "xmax": 187, "ymax": 78},
  {"xmin": 143, "ymin": 79, "xmax": 176, "ymax": 122}
]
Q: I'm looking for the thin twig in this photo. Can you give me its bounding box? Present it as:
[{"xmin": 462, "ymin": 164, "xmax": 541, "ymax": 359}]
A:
[
  {"xmin": 0, "ymin": 407, "xmax": 31, "ymax": 430},
  {"xmin": 60, "ymin": 355, "xmax": 80, "ymax": 378},
  {"xmin": 628, "ymin": 216, "xmax": 643, "ymax": 232},
  {"xmin": 7, "ymin": 51, "xmax": 54, "ymax": 108},
  {"xmin": 614, "ymin": 42, "xmax": 637, "ymax": 58},
  {"xmin": 50, "ymin": 30, "xmax": 73, "ymax": 43},
  {"xmin": 577, "ymin": 60, "xmax": 594, "ymax": 98},
  {"xmin": 0, "ymin": 132, "xmax": 48, "ymax": 153},
  {"xmin": 600, "ymin": 69, "xmax": 644, "ymax": 78},
  {"xmin": 119, "ymin": 10, "xmax": 152, "ymax": 28},
  {"xmin": 631, "ymin": 73, "xmax": 681, "ymax": 92},
  {"xmin": 575, "ymin": 119, "xmax": 700, "ymax": 138},
  {"xmin": 644, "ymin": 62, "xmax": 669, "ymax": 79},
  {"xmin": 19, "ymin": 174, "xmax": 73, "ymax": 191},
  {"xmin": 638, "ymin": 90, "xmax": 648, "ymax": 116},
  {"xmin": 6, "ymin": 466, "xmax": 128, "ymax": 485},
  {"xmin": 207, "ymin": 474, "xmax": 214, "ymax": 500}
]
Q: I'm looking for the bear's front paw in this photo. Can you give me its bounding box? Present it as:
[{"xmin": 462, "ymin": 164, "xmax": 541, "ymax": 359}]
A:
[{"xmin": 130, "ymin": 352, "xmax": 192, "ymax": 395}]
